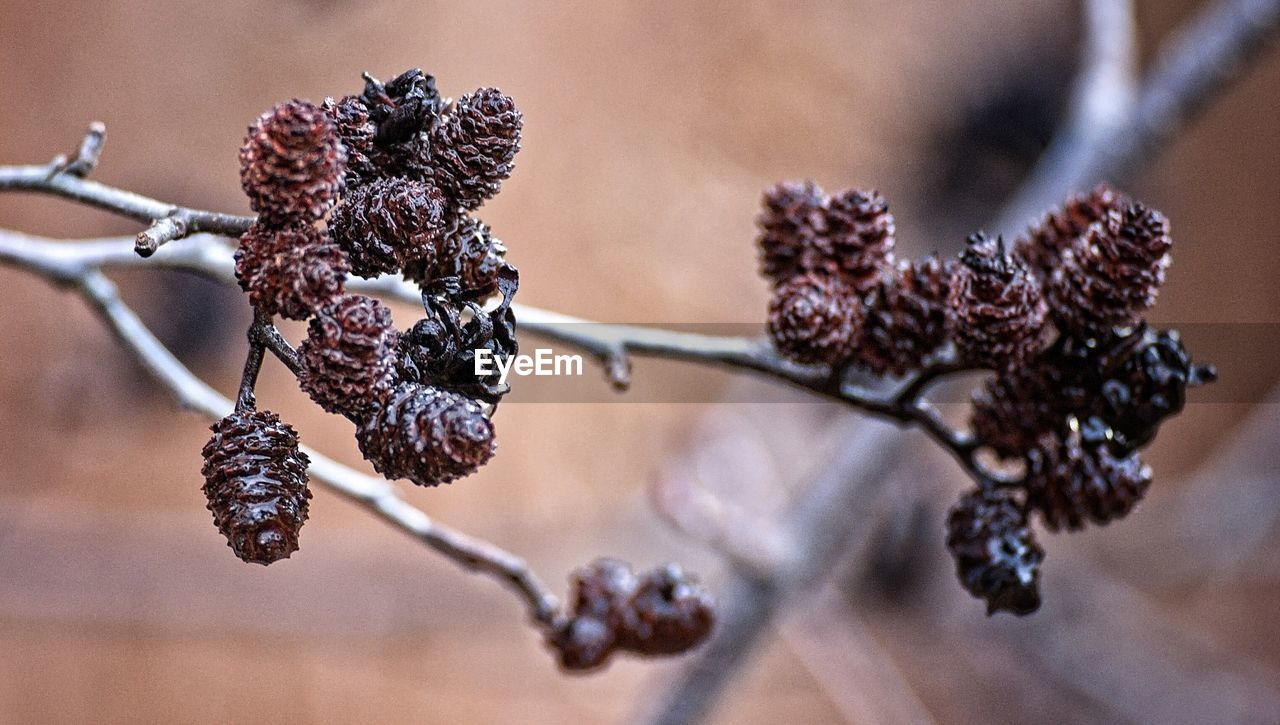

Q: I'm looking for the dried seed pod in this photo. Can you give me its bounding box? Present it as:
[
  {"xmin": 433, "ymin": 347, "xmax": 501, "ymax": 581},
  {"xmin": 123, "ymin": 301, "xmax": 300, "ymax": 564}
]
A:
[
  {"xmin": 402, "ymin": 215, "xmax": 506, "ymax": 300},
  {"xmin": 360, "ymin": 68, "xmax": 444, "ymax": 144},
  {"xmin": 1050, "ymin": 203, "xmax": 1172, "ymax": 336},
  {"xmin": 1016, "ymin": 184, "xmax": 1127, "ymax": 277},
  {"xmin": 234, "ymin": 222, "xmax": 348, "ymax": 320},
  {"xmin": 945, "ymin": 487, "xmax": 1042, "ymax": 616},
  {"xmin": 767, "ymin": 272, "xmax": 862, "ymax": 365},
  {"xmin": 356, "ymin": 383, "xmax": 495, "ymax": 487},
  {"xmin": 1025, "ymin": 433, "xmax": 1153, "ymax": 531},
  {"xmin": 854, "ymin": 255, "xmax": 954, "ymax": 375},
  {"xmin": 818, "ymin": 188, "xmax": 896, "ymax": 291},
  {"xmin": 1088, "ymin": 326, "xmax": 1216, "ymax": 453},
  {"xmin": 328, "ymin": 177, "xmax": 448, "ymax": 278},
  {"xmin": 430, "ymin": 87, "xmax": 523, "ymax": 209},
  {"xmin": 756, "ymin": 180, "xmax": 826, "ymax": 285},
  {"xmin": 322, "ymin": 95, "xmax": 380, "ymax": 184},
  {"xmin": 200, "ymin": 409, "xmax": 311, "ymax": 565},
  {"xmin": 616, "ymin": 564, "xmax": 715, "ymax": 656},
  {"xmin": 550, "ymin": 615, "xmax": 616, "ymax": 672},
  {"xmin": 298, "ymin": 294, "xmax": 398, "ymax": 416},
  {"xmin": 239, "ymin": 99, "xmax": 346, "ymax": 225},
  {"xmin": 947, "ymin": 233, "xmax": 1048, "ymax": 369}
]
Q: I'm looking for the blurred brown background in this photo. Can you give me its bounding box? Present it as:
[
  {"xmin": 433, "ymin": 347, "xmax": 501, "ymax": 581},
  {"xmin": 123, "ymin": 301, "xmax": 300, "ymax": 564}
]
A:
[{"xmin": 1, "ymin": 0, "xmax": 1278, "ymax": 722}]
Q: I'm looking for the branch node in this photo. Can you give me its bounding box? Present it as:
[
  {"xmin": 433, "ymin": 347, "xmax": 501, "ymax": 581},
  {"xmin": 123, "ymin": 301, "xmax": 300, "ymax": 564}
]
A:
[
  {"xmin": 604, "ymin": 349, "xmax": 632, "ymax": 391},
  {"xmin": 47, "ymin": 122, "xmax": 107, "ymax": 180},
  {"xmin": 135, "ymin": 213, "xmax": 190, "ymax": 258}
]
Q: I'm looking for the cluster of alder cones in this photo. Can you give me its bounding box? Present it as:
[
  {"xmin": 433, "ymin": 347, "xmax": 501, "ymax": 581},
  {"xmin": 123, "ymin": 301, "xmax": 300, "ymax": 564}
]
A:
[
  {"xmin": 757, "ymin": 182, "xmax": 1215, "ymax": 614},
  {"xmin": 201, "ymin": 69, "xmax": 713, "ymax": 672}
]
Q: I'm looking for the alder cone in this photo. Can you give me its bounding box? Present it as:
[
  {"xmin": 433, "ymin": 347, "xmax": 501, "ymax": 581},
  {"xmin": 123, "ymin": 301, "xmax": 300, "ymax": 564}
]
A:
[
  {"xmin": 1025, "ymin": 433, "xmax": 1152, "ymax": 531},
  {"xmin": 201, "ymin": 410, "xmax": 311, "ymax": 565},
  {"xmin": 756, "ymin": 180, "xmax": 826, "ymax": 285},
  {"xmin": 322, "ymin": 95, "xmax": 380, "ymax": 184},
  {"xmin": 234, "ymin": 222, "xmax": 348, "ymax": 320},
  {"xmin": 356, "ymin": 383, "xmax": 495, "ymax": 487},
  {"xmin": 948, "ymin": 233, "xmax": 1048, "ymax": 369},
  {"xmin": 239, "ymin": 99, "xmax": 346, "ymax": 225},
  {"xmin": 818, "ymin": 188, "xmax": 896, "ymax": 291},
  {"xmin": 1016, "ymin": 184, "xmax": 1127, "ymax": 277},
  {"xmin": 430, "ymin": 87, "xmax": 523, "ymax": 209},
  {"xmin": 616, "ymin": 564, "xmax": 715, "ymax": 656},
  {"xmin": 298, "ymin": 295, "xmax": 397, "ymax": 416},
  {"xmin": 1050, "ymin": 203, "xmax": 1172, "ymax": 336},
  {"xmin": 945, "ymin": 487, "xmax": 1042, "ymax": 616},
  {"xmin": 329, "ymin": 177, "xmax": 448, "ymax": 278},
  {"xmin": 402, "ymin": 215, "xmax": 506, "ymax": 300},
  {"xmin": 767, "ymin": 272, "xmax": 862, "ymax": 365},
  {"xmin": 855, "ymin": 255, "xmax": 954, "ymax": 375},
  {"xmin": 360, "ymin": 68, "xmax": 444, "ymax": 145}
]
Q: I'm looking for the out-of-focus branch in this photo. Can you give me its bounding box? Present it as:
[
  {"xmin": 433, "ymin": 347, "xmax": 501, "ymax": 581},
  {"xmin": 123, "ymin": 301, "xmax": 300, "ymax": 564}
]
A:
[
  {"xmin": 996, "ymin": 0, "xmax": 1280, "ymax": 236},
  {"xmin": 0, "ymin": 232, "xmax": 564, "ymax": 631}
]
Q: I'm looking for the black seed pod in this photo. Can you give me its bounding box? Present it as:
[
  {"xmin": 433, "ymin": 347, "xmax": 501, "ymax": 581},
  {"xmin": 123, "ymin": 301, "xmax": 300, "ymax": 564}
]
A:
[
  {"xmin": 1016, "ymin": 185, "xmax": 1127, "ymax": 278},
  {"xmin": 402, "ymin": 215, "xmax": 507, "ymax": 300},
  {"xmin": 1050, "ymin": 204, "xmax": 1172, "ymax": 336},
  {"xmin": 945, "ymin": 487, "xmax": 1042, "ymax": 616},
  {"xmin": 616, "ymin": 564, "xmax": 715, "ymax": 656},
  {"xmin": 1025, "ymin": 433, "xmax": 1153, "ymax": 531},
  {"xmin": 356, "ymin": 383, "xmax": 495, "ymax": 487},
  {"xmin": 948, "ymin": 233, "xmax": 1048, "ymax": 369},
  {"xmin": 201, "ymin": 410, "xmax": 311, "ymax": 565},
  {"xmin": 756, "ymin": 180, "xmax": 826, "ymax": 285},
  {"xmin": 328, "ymin": 177, "xmax": 448, "ymax": 278},
  {"xmin": 767, "ymin": 272, "xmax": 862, "ymax": 365},
  {"xmin": 818, "ymin": 188, "xmax": 896, "ymax": 291},
  {"xmin": 430, "ymin": 87, "xmax": 522, "ymax": 209},
  {"xmin": 855, "ymin": 255, "xmax": 954, "ymax": 375},
  {"xmin": 234, "ymin": 222, "xmax": 348, "ymax": 320},
  {"xmin": 360, "ymin": 68, "xmax": 444, "ymax": 144},
  {"xmin": 298, "ymin": 295, "xmax": 398, "ymax": 416},
  {"xmin": 239, "ymin": 100, "xmax": 346, "ymax": 225}
]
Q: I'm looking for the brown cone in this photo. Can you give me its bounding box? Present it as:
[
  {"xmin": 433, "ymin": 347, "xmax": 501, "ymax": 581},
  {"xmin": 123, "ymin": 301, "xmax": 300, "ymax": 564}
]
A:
[
  {"xmin": 328, "ymin": 177, "xmax": 448, "ymax": 278},
  {"xmin": 947, "ymin": 233, "xmax": 1048, "ymax": 369},
  {"xmin": 767, "ymin": 272, "xmax": 863, "ymax": 365},
  {"xmin": 239, "ymin": 99, "xmax": 346, "ymax": 225},
  {"xmin": 356, "ymin": 383, "xmax": 495, "ymax": 487},
  {"xmin": 234, "ymin": 222, "xmax": 348, "ymax": 320},
  {"xmin": 430, "ymin": 87, "xmax": 522, "ymax": 209},
  {"xmin": 854, "ymin": 255, "xmax": 954, "ymax": 375},
  {"xmin": 298, "ymin": 294, "xmax": 398, "ymax": 416},
  {"xmin": 1025, "ymin": 432, "xmax": 1153, "ymax": 532}
]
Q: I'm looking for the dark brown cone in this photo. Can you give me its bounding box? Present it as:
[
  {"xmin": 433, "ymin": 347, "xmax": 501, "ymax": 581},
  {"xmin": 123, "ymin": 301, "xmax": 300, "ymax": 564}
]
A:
[
  {"xmin": 947, "ymin": 233, "xmax": 1048, "ymax": 369},
  {"xmin": 1016, "ymin": 184, "xmax": 1127, "ymax": 277},
  {"xmin": 817, "ymin": 188, "xmax": 896, "ymax": 291},
  {"xmin": 298, "ymin": 295, "xmax": 397, "ymax": 416},
  {"xmin": 1025, "ymin": 433, "xmax": 1152, "ymax": 531},
  {"xmin": 360, "ymin": 68, "xmax": 444, "ymax": 144},
  {"xmin": 430, "ymin": 87, "xmax": 522, "ymax": 209},
  {"xmin": 328, "ymin": 177, "xmax": 448, "ymax": 278},
  {"xmin": 548, "ymin": 559, "xmax": 714, "ymax": 672},
  {"xmin": 402, "ymin": 215, "xmax": 507, "ymax": 300},
  {"xmin": 615, "ymin": 564, "xmax": 715, "ymax": 656},
  {"xmin": 322, "ymin": 95, "xmax": 380, "ymax": 184},
  {"xmin": 767, "ymin": 272, "xmax": 862, "ymax": 365},
  {"xmin": 756, "ymin": 180, "xmax": 826, "ymax": 285},
  {"xmin": 855, "ymin": 255, "xmax": 954, "ymax": 375},
  {"xmin": 356, "ymin": 383, "xmax": 495, "ymax": 487},
  {"xmin": 945, "ymin": 487, "xmax": 1042, "ymax": 616},
  {"xmin": 239, "ymin": 100, "xmax": 346, "ymax": 225},
  {"xmin": 1049, "ymin": 203, "xmax": 1172, "ymax": 336},
  {"xmin": 201, "ymin": 409, "xmax": 311, "ymax": 565},
  {"xmin": 234, "ymin": 222, "xmax": 348, "ymax": 320}
]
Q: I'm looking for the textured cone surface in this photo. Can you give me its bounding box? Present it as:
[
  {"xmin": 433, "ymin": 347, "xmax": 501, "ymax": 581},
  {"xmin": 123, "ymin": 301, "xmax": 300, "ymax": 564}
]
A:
[
  {"xmin": 1016, "ymin": 185, "xmax": 1127, "ymax": 277},
  {"xmin": 1049, "ymin": 203, "xmax": 1172, "ymax": 336},
  {"xmin": 356, "ymin": 383, "xmax": 495, "ymax": 487},
  {"xmin": 767, "ymin": 272, "xmax": 862, "ymax": 365},
  {"xmin": 201, "ymin": 410, "xmax": 311, "ymax": 565},
  {"xmin": 1026, "ymin": 433, "xmax": 1153, "ymax": 531},
  {"xmin": 299, "ymin": 294, "xmax": 397, "ymax": 416},
  {"xmin": 756, "ymin": 180, "xmax": 826, "ymax": 285},
  {"xmin": 817, "ymin": 188, "xmax": 896, "ymax": 291},
  {"xmin": 239, "ymin": 100, "xmax": 346, "ymax": 225},
  {"xmin": 361, "ymin": 68, "xmax": 444, "ymax": 144},
  {"xmin": 234, "ymin": 222, "xmax": 348, "ymax": 320},
  {"xmin": 855, "ymin": 255, "xmax": 954, "ymax": 375},
  {"xmin": 430, "ymin": 87, "xmax": 522, "ymax": 209},
  {"xmin": 945, "ymin": 487, "xmax": 1042, "ymax": 616},
  {"xmin": 322, "ymin": 95, "xmax": 380, "ymax": 184},
  {"xmin": 329, "ymin": 177, "xmax": 447, "ymax": 278},
  {"xmin": 948, "ymin": 233, "xmax": 1048, "ymax": 369},
  {"xmin": 403, "ymin": 215, "xmax": 506, "ymax": 300}
]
